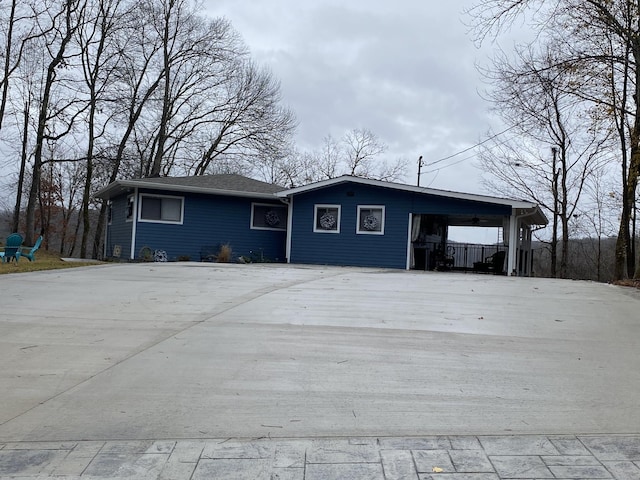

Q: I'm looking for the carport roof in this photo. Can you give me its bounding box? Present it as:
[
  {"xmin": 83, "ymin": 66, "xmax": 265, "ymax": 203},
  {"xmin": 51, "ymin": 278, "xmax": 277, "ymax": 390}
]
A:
[{"xmin": 277, "ymin": 175, "xmax": 548, "ymax": 225}]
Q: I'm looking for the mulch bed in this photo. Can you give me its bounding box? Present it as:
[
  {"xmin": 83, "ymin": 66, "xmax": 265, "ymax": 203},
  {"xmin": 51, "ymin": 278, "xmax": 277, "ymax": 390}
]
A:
[{"xmin": 613, "ymin": 279, "xmax": 640, "ymax": 290}]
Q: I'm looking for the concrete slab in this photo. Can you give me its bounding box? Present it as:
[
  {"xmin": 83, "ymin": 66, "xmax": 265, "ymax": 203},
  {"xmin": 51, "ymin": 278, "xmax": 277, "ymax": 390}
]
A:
[
  {"xmin": 0, "ymin": 435, "xmax": 635, "ymax": 479},
  {"xmin": 0, "ymin": 263, "xmax": 639, "ymax": 447}
]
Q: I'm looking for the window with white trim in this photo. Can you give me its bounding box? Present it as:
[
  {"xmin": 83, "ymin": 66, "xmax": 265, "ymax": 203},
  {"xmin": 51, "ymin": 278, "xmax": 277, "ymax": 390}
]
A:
[
  {"xmin": 357, "ymin": 205, "xmax": 385, "ymax": 234},
  {"xmin": 251, "ymin": 203, "xmax": 287, "ymax": 230},
  {"xmin": 139, "ymin": 194, "xmax": 183, "ymax": 223},
  {"xmin": 126, "ymin": 195, "xmax": 134, "ymax": 221},
  {"xmin": 314, "ymin": 204, "xmax": 341, "ymax": 233}
]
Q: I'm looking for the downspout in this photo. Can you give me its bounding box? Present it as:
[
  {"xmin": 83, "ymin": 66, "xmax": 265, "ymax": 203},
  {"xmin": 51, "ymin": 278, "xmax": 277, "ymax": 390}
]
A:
[
  {"xmin": 130, "ymin": 188, "xmax": 138, "ymax": 260},
  {"xmin": 507, "ymin": 208, "xmax": 540, "ymax": 276},
  {"xmin": 406, "ymin": 213, "xmax": 413, "ymax": 270}
]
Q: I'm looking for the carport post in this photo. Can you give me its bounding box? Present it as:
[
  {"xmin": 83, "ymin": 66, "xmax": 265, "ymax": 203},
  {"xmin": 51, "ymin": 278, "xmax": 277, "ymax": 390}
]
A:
[{"xmin": 507, "ymin": 211, "xmax": 518, "ymax": 275}]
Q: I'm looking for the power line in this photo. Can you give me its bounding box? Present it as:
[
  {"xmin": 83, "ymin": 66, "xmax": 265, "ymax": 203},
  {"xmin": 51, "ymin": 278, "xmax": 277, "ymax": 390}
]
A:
[{"xmin": 425, "ymin": 125, "xmax": 519, "ymax": 168}]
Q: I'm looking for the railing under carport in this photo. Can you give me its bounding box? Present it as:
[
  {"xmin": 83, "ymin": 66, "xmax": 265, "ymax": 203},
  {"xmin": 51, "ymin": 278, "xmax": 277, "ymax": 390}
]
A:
[{"xmin": 413, "ymin": 241, "xmax": 507, "ymax": 274}]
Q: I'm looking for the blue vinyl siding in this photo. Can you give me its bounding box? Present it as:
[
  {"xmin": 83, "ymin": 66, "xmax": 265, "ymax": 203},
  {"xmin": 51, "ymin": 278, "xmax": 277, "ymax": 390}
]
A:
[
  {"xmin": 105, "ymin": 195, "xmax": 133, "ymax": 258},
  {"xmin": 289, "ymin": 183, "xmax": 511, "ymax": 269},
  {"xmin": 108, "ymin": 190, "xmax": 286, "ymax": 262}
]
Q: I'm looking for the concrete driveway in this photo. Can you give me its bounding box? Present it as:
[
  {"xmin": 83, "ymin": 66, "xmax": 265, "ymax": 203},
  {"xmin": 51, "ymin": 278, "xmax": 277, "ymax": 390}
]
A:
[{"xmin": 1, "ymin": 263, "xmax": 639, "ymax": 443}]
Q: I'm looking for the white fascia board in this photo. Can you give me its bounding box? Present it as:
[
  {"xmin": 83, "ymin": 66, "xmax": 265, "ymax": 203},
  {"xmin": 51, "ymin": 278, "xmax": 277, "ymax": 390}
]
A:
[
  {"xmin": 276, "ymin": 175, "xmax": 538, "ymax": 209},
  {"xmin": 96, "ymin": 180, "xmax": 278, "ymax": 200}
]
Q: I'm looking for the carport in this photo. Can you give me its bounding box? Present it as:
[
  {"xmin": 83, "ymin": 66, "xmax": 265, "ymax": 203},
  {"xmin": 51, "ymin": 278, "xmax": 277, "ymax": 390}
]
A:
[
  {"xmin": 278, "ymin": 176, "xmax": 547, "ymax": 273},
  {"xmin": 411, "ymin": 201, "xmax": 547, "ymax": 276}
]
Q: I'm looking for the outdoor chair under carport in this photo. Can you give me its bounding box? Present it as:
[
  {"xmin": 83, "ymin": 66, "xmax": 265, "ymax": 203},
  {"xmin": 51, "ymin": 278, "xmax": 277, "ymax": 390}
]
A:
[
  {"xmin": 473, "ymin": 250, "xmax": 506, "ymax": 274},
  {"xmin": 0, "ymin": 233, "xmax": 24, "ymax": 263}
]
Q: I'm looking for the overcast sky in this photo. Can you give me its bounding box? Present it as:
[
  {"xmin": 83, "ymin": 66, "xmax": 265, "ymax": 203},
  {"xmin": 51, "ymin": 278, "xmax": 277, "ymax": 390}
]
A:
[{"xmin": 204, "ymin": 0, "xmax": 511, "ymax": 196}]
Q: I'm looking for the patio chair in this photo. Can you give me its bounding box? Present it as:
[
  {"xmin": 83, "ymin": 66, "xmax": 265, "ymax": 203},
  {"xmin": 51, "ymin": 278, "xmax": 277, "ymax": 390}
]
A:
[
  {"xmin": 0, "ymin": 233, "xmax": 24, "ymax": 263},
  {"xmin": 473, "ymin": 250, "xmax": 506, "ymax": 274},
  {"xmin": 18, "ymin": 235, "xmax": 43, "ymax": 262}
]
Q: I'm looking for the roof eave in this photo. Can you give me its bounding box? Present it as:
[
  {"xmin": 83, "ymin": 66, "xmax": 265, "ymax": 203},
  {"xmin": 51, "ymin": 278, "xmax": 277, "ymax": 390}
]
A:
[
  {"xmin": 277, "ymin": 175, "xmax": 541, "ymax": 209},
  {"xmin": 95, "ymin": 180, "xmax": 279, "ymax": 200}
]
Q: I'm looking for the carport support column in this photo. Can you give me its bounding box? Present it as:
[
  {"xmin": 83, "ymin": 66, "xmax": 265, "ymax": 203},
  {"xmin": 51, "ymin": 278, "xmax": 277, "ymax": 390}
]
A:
[
  {"xmin": 507, "ymin": 212, "xmax": 519, "ymax": 276},
  {"xmin": 285, "ymin": 197, "xmax": 293, "ymax": 263}
]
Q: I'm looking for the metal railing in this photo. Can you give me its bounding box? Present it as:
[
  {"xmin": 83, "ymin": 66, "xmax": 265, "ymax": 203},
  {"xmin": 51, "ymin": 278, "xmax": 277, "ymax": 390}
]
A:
[
  {"xmin": 447, "ymin": 242, "xmax": 506, "ymax": 270},
  {"xmin": 413, "ymin": 242, "xmax": 506, "ymax": 271}
]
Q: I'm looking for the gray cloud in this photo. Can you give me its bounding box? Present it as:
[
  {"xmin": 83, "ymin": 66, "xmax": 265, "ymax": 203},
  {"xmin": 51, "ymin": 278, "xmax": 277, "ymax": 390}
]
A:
[{"xmin": 206, "ymin": 0, "xmax": 505, "ymax": 193}]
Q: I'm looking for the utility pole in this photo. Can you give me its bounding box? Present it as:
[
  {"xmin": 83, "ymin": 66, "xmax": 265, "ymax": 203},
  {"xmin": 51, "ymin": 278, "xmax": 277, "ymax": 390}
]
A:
[{"xmin": 417, "ymin": 156, "xmax": 424, "ymax": 186}]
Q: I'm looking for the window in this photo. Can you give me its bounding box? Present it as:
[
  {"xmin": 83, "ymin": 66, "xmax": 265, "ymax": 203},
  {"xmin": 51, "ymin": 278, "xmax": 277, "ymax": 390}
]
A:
[
  {"xmin": 251, "ymin": 203, "xmax": 287, "ymax": 230},
  {"xmin": 139, "ymin": 194, "xmax": 183, "ymax": 223},
  {"xmin": 126, "ymin": 195, "xmax": 134, "ymax": 221},
  {"xmin": 314, "ymin": 204, "xmax": 341, "ymax": 233},
  {"xmin": 357, "ymin": 205, "xmax": 385, "ymax": 234}
]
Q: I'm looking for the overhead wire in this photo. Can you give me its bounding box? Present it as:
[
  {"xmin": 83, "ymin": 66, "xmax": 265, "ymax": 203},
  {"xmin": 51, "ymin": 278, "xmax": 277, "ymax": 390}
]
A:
[
  {"xmin": 424, "ymin": 124, "xmax": 520, "ymax": 168},
  {"xmin": 421, "ymin": 118, "xmax": 544, "ymax": 178}
]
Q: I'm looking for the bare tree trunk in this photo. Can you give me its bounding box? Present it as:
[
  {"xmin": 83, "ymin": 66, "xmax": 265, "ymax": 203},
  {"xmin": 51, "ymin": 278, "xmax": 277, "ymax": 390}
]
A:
[
  {"xmin": 149, "ymin": 0, "xmax": 175, "ymax": 177},
  {"xmin": 560, "ymin": 146, "xmax": 570, "ymax": 279},
  {"xmin": 12, "ymin": 101, "xmax": 29, "ymax": 232},
  {"xmin": 25, "ymin": 1, "xmax": 82, "ymax": 245},
  {"xmin": 551, "ymin": 147, "xmax": 558, "ymax": 277},
  {"xmin": 0, "ymin": 0, "xmax": 18, "ymax": 131}
]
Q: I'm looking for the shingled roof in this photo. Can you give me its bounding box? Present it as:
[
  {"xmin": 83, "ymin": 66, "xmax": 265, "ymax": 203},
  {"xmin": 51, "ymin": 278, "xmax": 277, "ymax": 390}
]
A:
[{"xmin": 95, "ymin": 174, "xmax": 284, "ymax": 200}]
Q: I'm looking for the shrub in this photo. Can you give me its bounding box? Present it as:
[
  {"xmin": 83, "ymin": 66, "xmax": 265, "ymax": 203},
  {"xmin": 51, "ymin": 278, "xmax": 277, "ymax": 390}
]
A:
[{"xmin": 216, "ymin": 243, "xmax": 232, "ymax": 263}]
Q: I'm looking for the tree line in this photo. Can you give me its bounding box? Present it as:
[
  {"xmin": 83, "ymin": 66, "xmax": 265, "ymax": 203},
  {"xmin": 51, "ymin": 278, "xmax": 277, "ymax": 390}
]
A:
[
  {"xmin": 468, "ymin": 0, "xmax": 640, "ymax": 281},
  {"xmin": 5, "ymin": 0, "xmax": 636, "ymax": 282},
  {"xmin": 0, "ymin": 0, "xmax": 408, "ymax": 260},
  {"xmin": 0, "ymin": 0, "xmax": 297, "ymax": 257}
]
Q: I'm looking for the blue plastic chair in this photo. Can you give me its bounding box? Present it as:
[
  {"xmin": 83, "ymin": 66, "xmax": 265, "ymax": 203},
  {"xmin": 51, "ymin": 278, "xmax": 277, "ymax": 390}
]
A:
[
  {"xmin": 1, "ymin": 233, "xmax": 24, "ymax": 263},
  {"xmin": 18, "ymin": 235, "xmax": 43, "ymax": 262}
]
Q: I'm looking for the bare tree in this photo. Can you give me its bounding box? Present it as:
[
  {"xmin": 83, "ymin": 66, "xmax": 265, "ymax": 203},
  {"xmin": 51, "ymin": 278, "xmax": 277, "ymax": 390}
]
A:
[
  {"xmin": 0, "ymin": 0, "xmax": 298, "ymax": 257},
  {"xmin": 478, "ymin": 46, "xmax": 610, "ymax": 277},
  {"xmin": 282, "ymin": 129, "xmax": 406, "ymax": 185},
  {"xmin": 77, "ymin": 0, "xmax": 125, "ymax": 257},
  {"xmin": 343, "ymin": 128, "xmax": 387, "ymax": 177},
  {"xmin": 312, "ymin": 134, "xmax": 342, "ymax": 180},
  {"xmin": 90, "ymin": 0, "xmax": 165, "ymax": 257},
  {"xmin": 0, "ymin": 1, "xmax": 40, "ymax": 132},
  {"xmin": 143, "ymin": 0, "xmax": 249, "ymax": 177},
  {"xmin": 24, "ymin": 0, "xmax": 87, "ymax": 244},
  {"xmin": 469, "ymin": 0, "xmax": 640, "ymax": 279},
  {"xmin": 191, "ymin": 60, "xmax": 296, "ymax": 176}
]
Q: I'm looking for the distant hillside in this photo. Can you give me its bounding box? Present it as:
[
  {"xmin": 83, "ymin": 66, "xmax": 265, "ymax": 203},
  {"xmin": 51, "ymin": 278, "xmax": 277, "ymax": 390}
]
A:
[{"xmin": 532, "ymin": 237, "xmax": 619, "ymax": 282}]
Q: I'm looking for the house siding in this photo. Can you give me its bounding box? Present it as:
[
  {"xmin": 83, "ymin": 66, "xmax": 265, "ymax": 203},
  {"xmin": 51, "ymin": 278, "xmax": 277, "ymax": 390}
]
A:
[
  {"xmin": 288, "ymin": 183, "xmax": 511, "ymax": 269},
  {"xmin": 105, "ymin": 195, "xmax": 133, "ymax": 258},
  {"xmin": 108, "ymin": 189, "xmax": 286, "ymax": 262}
]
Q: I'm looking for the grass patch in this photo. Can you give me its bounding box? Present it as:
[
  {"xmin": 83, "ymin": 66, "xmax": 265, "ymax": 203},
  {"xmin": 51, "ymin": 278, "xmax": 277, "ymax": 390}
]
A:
[{"xmin": 0, "ymin": 250, "xmax": 103, "ymax": 275}]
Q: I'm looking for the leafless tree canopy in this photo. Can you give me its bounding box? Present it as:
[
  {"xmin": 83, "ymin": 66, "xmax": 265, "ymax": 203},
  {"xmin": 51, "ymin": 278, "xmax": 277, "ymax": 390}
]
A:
[
  {"xmin": 0, "ymin": 0, "xmax": 297, "ymax": 252},
  {"xmin": 275, "ymin": 129, "xmax": 407, "ymax": 188},
  {"xmin": 469, "ymin": 0, "xmax": 640, "ymax": 280}
]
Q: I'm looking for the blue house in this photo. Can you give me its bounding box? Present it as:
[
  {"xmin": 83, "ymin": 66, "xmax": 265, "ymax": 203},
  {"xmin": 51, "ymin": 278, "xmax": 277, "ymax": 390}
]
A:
[
  {"xmin": 95, "ymin": 174, "xmax": 288, "ymax": 263},
  {"xmin": 276, "ymin": 176, "xmax": 547, "ymax": 275},
  {"xmin": 96, "ymin": 174, "xmax": 547, "ymax": 275}
]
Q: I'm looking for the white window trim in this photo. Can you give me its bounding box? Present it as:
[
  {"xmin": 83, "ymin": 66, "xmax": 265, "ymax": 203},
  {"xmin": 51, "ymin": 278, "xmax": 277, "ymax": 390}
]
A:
[
  {"xmin": 125, "ymin": 194, "xmax": 134, "ymax": 223},
  {"xmin": 250, "ymin": 202, "xmax": 287, "ymax": 231},
  {"xmin": 357, "ymin": 205, "xmax": 385, "ymax": 235},
  {"xmin": 138, "ymin": 193, "xmax": 184, "ymax": 224},
  {"xmin": 313, "ymin": 204, "xmax": 341, "ymax": 233}
]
